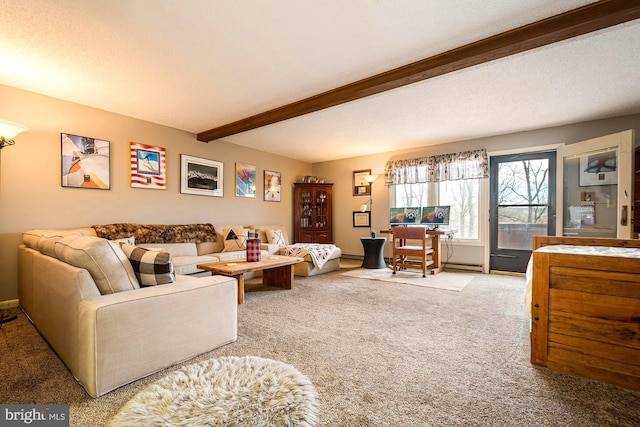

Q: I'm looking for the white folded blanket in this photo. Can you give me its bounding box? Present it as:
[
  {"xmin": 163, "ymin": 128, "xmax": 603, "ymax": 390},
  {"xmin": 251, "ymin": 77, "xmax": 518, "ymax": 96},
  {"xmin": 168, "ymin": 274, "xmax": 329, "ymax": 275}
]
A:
[{"xmin": 282, "ymin": 243, "xmax": 337, "ymax": 269}]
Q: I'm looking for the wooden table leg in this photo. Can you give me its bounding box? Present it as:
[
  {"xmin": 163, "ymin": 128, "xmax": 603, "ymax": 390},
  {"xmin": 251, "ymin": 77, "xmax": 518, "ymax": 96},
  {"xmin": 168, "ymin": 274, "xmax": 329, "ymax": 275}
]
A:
[
  {"xmin": 430, "ymin": 235, "xmax": 443, "ymax": 275},
  {"xmin": 234, "ymin": 273, "xmax": 245, "ymax": 304},
  {"xmin": 263, "ymin": 264, "xmax": 294, "ymax": 289}
]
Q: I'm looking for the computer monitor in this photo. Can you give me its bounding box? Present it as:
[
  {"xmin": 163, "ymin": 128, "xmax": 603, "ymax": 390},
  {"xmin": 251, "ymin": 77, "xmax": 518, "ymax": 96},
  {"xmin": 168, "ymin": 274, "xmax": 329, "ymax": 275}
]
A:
[
  {"xmin": 420, "ymin": 206, "xmax": 450, "ymax": 228},
  {"xmin": 389, "ymin": 207, "xmax": 420, "ymax": 225}
]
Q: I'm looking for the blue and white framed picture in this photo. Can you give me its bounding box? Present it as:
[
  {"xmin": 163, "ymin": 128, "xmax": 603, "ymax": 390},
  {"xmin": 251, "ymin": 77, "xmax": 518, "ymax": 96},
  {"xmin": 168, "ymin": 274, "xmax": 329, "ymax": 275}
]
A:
[{"xmin": 130, "ymin": 142, "xmax": 166, "ymax": 189}]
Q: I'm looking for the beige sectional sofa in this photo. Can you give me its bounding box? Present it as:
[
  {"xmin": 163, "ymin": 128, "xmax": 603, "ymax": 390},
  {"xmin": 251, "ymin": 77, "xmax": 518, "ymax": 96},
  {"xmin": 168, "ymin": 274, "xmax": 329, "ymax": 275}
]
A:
[
  {"xmin": 18, "ymin": 226, "xmax": 238, "ymax": 397},
  {"xmin": 88, "ymin": 223, "xmax": 341, "ymax": 277},
  {"xmin": 17, "ymin": 222, "xmax": 341, "ymax": 397}
]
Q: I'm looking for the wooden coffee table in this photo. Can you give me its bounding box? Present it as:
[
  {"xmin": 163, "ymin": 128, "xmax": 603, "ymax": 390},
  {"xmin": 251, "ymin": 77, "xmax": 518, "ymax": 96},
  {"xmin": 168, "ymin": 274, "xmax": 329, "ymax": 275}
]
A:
[{"xmin": 197, "ymin": 255, "xmax": 304, "ymax": 304}]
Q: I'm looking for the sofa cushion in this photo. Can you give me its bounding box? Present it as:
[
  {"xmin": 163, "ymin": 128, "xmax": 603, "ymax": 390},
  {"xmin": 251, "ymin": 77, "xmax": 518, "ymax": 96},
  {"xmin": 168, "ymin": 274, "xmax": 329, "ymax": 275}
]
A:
[
  {"xmin": 196, "ymin": 241, "xmax": 217, "ymax": 256},
  {"xmin": 120, "ymin": 244, "xmax": 175, "ymax": 286},
  {"xmin": 40, "ymin": 234, "xmax": 72, "ymax": 257},
  {"xmin": 264, "ymin": 229, "xmax": 287, "ymax": 247},
  {"xmin": 173, "ymin": 255, "xmax": 219, "ymax": 275},
  {"xmin": 54, "ymin": 235, "xmax": 139, "ymax": 294},
  {"xmin": 23, "ymin": 228, "xmax": 96, "ymax": 255},
  {"xmin": 138, "ymin": 242, "xmax": 197, "ymax": 258},
  {"xmin": 23, "ymin": 229, "xmax": 65, "ymax": 251},
  {"xmin": 222, "ymin": 228, "xmax": 248, "ymax": 252}
]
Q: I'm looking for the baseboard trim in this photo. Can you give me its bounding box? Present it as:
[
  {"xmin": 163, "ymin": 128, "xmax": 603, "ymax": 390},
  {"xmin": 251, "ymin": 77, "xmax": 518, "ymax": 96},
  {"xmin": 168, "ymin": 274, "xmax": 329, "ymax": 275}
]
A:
[
  {"xmin": 0, "ymin": 299, "xmax": 19, "ymax": 309},
  {"xmin": 490, "ymin": 270, "xmax": 525, "ymax": 277},
  {"xmin": 443, "ymin": 263, "xmax": 483, "ymax": 273}
]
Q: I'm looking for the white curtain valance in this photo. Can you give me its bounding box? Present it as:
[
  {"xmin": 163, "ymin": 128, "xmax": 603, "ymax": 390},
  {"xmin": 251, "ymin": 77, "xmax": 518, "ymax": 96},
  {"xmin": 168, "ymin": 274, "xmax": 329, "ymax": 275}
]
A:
[{"xmin": 384, "ymin": 149, "xmax": 489, "ymax": 185}]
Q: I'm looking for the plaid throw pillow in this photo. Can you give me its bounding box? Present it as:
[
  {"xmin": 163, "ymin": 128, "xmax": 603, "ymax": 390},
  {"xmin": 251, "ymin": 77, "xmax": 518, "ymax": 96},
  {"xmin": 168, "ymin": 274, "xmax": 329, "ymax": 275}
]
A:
[{"xmin": 120, "ymin": 244, "xmax": 175, "ymax": 286}]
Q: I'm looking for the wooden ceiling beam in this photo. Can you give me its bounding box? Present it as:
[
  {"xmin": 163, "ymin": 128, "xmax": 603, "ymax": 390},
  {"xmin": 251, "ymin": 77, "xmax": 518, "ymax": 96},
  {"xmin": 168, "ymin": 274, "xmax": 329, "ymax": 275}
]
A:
[{"xmin": 197, "ymin": 0, "xmax": 640, "ymax": 142}]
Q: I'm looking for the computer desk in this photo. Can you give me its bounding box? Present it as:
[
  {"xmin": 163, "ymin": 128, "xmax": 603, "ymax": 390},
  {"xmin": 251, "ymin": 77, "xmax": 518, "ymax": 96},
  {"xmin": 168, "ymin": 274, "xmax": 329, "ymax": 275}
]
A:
[{"xmin": 381, "ymin": 226, "xmax": 455, "ymax": 274}]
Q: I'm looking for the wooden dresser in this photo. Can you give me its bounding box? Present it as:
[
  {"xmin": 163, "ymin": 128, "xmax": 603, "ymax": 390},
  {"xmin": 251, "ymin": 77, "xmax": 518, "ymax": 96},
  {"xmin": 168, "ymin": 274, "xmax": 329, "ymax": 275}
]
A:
[{"xmin": 530, "ymin": 236, "xmax": 640, "ymax": 391}]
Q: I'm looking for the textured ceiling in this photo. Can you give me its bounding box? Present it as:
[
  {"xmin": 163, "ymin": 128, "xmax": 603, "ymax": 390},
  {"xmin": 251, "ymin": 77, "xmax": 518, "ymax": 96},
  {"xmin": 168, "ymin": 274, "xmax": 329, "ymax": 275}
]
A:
[{"xmin": 1, "ymin": 0, "xmax": 639, "ymax": 163}]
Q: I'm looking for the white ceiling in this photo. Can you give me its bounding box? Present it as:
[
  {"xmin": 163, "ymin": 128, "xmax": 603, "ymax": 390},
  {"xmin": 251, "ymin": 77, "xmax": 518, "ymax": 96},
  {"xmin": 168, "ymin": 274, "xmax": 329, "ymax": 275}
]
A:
[{"xmin": 2, "ymin": 0, "xmax": 639, "ymax": 163}]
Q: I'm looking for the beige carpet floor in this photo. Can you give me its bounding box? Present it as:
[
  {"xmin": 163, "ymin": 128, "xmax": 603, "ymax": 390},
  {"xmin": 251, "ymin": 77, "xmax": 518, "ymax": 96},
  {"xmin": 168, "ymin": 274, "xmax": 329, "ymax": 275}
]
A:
[{"xmin": 1, "ymin": 265, "xmax": 639, "ymax": 426}]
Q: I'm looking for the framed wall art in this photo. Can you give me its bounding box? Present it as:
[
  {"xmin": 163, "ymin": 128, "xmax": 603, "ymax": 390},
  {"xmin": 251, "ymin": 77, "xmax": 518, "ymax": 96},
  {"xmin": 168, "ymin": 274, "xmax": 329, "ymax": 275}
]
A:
[
  {"xmin": 579, "ymin": 149, "xmax": 617, "ymax": 186},
  {"xmin": 61, "ymin": 133, "xmax": 110, "ymax": 189},
  {"xmin": 130, "ymin": 142, "xmax": 166, "ymax": 189},
  {"xmin": 353, "ymin": 211, "xmax": 371, "ymax": 227},
  {"xmin": 353, "ymin": 169, "xmax": 372, "ymax": 196},
  {"xmin": 180, "ymin": 154, "xmax": 223, "ymax": 197},
  {"xmin": 236, "ymin": 162, "xmax": 256, "ymax": 197},
  {"xmin": 264, "ymin": 169, "xmax": 281, "ymax": 202}
]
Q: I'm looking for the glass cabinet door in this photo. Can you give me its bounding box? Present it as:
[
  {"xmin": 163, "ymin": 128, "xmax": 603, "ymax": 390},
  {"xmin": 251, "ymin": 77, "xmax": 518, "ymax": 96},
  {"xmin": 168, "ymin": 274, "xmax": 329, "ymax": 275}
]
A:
[
  {"xmin": 299, "ymin": 189, "xmax": 312, "ymax": 228},
  {"xmin": 557, "ymin": 130, "xmax": 633, "ymax": 239},
  {"xmin": 315, "ymin": 189, "xmax": 328, "ymax": 228}
]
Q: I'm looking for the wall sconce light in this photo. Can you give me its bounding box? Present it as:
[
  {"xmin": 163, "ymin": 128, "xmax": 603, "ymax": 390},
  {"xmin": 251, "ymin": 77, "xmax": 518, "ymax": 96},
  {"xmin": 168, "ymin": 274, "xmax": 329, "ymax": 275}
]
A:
[{"xmin": 0, "ymin": 119, "xmax": 28, "ymax": 149}]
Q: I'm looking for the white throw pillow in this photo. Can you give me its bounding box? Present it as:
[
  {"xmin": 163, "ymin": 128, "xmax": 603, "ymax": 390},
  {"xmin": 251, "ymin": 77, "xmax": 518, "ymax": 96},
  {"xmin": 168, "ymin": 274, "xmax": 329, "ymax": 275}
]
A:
[
  {"xmin": 222, "ymin": 228, "xmax": 248, "ymax": 252},
  {"xmin": 265, "ymin": 229, "xmax": 287, "ymax": 247},
  {"xmin": 113, "ymin": 236, "xmax": 136, "ymax": 245}
]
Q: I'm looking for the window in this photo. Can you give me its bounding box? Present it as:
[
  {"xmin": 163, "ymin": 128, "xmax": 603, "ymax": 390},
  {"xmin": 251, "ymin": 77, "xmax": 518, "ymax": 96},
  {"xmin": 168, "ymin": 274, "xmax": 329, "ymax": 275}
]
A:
[
  {"xmin": 392, "ymin": 180, "xmax": 480, "ymax": 239},
  {"xmin": 440, "ymin": 180, "xmax": 479, "ymax": 239},
  {"xmin": 386, "ymin": 149, "xmax": 488, "ymax": 240}
]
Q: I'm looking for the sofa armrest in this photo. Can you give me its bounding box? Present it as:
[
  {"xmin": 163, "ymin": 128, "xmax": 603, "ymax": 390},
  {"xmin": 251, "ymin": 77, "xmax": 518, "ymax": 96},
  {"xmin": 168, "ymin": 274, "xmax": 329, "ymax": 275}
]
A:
[{"xmin": 76, "ymin": 275, "xmax": 237, "ymax": 397}]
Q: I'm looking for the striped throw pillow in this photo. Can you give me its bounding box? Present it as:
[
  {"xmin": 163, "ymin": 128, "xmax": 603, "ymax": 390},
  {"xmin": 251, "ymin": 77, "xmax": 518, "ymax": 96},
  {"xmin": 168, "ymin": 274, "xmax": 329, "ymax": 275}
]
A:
[{"xmin": 120, "ymin": 244, "xmax": 175, "ymax": 286}]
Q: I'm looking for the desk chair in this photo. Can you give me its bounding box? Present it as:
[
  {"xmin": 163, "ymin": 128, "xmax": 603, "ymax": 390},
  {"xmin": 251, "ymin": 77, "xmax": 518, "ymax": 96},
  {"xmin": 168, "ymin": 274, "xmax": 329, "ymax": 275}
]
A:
[{"xmin": 391, "ymin": 226, "xmax": 434, "ymax": 277}]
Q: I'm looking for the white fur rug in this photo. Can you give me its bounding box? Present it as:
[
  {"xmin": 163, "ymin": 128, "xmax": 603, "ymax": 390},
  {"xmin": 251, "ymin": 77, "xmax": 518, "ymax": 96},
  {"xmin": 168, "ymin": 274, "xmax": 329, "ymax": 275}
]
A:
[
  {"xmin": 108, "ymin": 356, "xmax": 319, "ymax": 427},
  {"xmin": 341, "ymin": 268, "xmax": 473, "ymax": 291}
]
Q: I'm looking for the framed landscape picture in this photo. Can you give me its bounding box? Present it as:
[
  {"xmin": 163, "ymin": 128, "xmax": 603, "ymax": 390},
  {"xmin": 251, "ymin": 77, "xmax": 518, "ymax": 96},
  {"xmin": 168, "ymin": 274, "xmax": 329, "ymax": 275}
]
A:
[
  {"xmin": 180, "ymin": 154, "xmax": 223, "ymax": 197},
  {"xmin": 264, "ymin": 170, "xmax": 281, "ymax": 202},
  {"xmin": 61, "ymin": 133, "xmax": 110, "ymax": 189},
  {"xmin": 130, "ymin": 142, "xmax": 166, "ymax": 189},
  {"xmin": 236, "ymin": 162, "xmax": 256, "ymax": 197}
]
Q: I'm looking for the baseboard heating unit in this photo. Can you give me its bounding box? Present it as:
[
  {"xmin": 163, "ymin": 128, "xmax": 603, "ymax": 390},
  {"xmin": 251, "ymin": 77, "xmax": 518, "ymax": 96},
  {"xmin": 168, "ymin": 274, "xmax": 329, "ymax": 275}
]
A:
[{"xmin": 442, "ymin": 262, "xmax": 483, "ymax": 273}]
